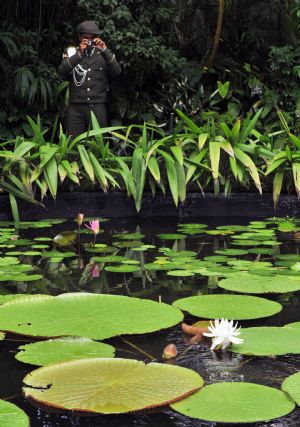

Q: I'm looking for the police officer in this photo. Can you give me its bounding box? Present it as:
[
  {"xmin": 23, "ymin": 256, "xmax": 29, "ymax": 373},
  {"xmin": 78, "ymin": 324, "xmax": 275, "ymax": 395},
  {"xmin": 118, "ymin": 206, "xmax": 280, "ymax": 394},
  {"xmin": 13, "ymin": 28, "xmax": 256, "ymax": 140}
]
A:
[{"xmin": 58, "ymin": 20, "xmax": 122, "ymax": 137}]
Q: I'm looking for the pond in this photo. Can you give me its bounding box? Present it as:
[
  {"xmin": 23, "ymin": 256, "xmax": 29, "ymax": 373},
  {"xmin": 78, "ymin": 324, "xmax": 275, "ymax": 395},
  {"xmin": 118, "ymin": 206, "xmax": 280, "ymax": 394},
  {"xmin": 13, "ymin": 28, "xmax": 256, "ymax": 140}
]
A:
[{"xmin": 0, "ymin": 216, "xmax": 299, "ymax": 426}]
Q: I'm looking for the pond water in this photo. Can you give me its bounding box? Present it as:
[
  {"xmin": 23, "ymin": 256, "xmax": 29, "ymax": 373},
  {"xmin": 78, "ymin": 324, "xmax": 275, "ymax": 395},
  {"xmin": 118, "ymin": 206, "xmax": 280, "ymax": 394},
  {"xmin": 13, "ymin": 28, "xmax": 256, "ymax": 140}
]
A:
[{"xmin": 0, "ymin": 216, "xmax": 299, "ymax": 426}]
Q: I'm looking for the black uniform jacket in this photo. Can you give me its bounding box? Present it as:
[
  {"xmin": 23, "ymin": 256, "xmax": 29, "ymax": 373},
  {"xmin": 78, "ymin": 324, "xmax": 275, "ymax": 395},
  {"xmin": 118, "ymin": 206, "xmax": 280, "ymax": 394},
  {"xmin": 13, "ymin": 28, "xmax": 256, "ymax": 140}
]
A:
[{"xmin": 58, "ymin": 48, "xmax": 121, "ymax": 104}]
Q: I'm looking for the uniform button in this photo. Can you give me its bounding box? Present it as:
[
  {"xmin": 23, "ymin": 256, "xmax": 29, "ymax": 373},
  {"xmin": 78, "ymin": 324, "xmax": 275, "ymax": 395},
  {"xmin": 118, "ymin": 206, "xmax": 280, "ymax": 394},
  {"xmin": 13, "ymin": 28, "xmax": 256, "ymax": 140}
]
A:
[
  {"xmin": 100, "ymin": 67, "xmax": 103, "ymax": 70},
  {"xmin": 87, "ymin": 97, "xmax": 90, "ymax": 101},
  {"xmin": 88, "ymin": 68, "xmax": 91, "ymax": 72},
  {"xmin": 87, "ymin": 77, "xmax": 90, "ymax": 80},
  {"xmin": 87, "ymin": 88, "xmax": 90, "ymax": 91}
]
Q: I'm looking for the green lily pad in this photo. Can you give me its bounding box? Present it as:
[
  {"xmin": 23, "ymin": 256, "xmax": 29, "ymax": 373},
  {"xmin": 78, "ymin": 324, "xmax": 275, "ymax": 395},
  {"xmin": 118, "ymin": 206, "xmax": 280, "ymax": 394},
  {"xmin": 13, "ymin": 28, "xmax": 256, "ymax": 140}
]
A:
[
  {"xmin": 0, "ymin": 400, "xmax": 29, "ymax": 427},
  {"xmin": 157, "ymin": 234, "xmax": 187, "ymax": 240},
  {"xmin": 285, "ymin": 322, "xmax": 300, "ymax": 331},
  {"xmin": 41, "ymin": 251, "xmax": 76, "ymax": 258},
  {"xmin": 173, "ymin": 294, "xmax": 282, "ymax": 320},
  {"xmin": 218, "ymin": 274, "xmax": 300, "ymax": 293},
  {"xmin": 113, "ymin": 240, "xmax": 143, "ymax": 248},
  {"xmin": 247, "ymin": 248, "xmax": 273, "ymax": 255},
  {"xmin": 166, "ymin": 270, "xmax": 195, "ymax": 277},
  {"xmin": 16, "ymin": 337, "xmax": 115, "ymax": 366},
  {"xmin": 282, "ymin": 373, "xmax": 300, "ymax": 406},
  {"xmin": 232, "ymin": 240, "xmax": 262, "ymax": 246},
  {"xmin": 104, "ymin": 265, "xmax": 140, "ymax": 273},
  {"xmin": 92, "ymin": 255, "xmax": 129, "ymax": 263},
  {"xmin": 23, "ymin": 358, "xmax": 203, "ymax": 414},
  {"xmin": 171, "ymin": 382, "xmax": 295, "ymax": 423},
  {"xmin": 230, "ymin": 327, "xmax": 300, "ymax": 355},
  {"xmin": 215, "ymin": 249, "xmax": 249, "ymax": 256},
  {"xmin": 132, "ymin": 245, "xmax": 156, "ymax": 251},
  {"xmin": 0, "ymin": 293, "xmax": 183, "ymax": 339}
]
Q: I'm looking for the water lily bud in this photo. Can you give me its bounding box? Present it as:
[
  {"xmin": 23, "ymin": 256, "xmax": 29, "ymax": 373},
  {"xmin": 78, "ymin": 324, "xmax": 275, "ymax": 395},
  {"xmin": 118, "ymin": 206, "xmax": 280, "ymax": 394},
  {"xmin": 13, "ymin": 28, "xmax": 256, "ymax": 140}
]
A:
[
  {"xmin": 162, "ymin": 344, "xmax": 177, "ymax": 360},
  {"xmin": 77, "ymin": 213, "xmax": 84, "ymax": 225}
]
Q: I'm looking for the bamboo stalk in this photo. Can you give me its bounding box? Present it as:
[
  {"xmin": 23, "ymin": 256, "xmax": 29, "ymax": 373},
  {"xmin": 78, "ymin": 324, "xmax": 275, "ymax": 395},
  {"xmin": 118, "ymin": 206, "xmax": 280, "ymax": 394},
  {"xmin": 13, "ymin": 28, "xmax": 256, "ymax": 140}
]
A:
[{"xmin": 207, "ymin": 0, "xmax": 225, "ymax": 68}]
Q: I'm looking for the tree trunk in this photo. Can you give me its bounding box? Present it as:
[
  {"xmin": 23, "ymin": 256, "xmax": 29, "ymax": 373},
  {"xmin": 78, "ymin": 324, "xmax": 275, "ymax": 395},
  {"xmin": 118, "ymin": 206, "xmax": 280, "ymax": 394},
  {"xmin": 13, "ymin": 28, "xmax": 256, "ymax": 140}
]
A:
[{"xmin": 207, "ymin": 0, "xmax": 225, "ymax": 68}]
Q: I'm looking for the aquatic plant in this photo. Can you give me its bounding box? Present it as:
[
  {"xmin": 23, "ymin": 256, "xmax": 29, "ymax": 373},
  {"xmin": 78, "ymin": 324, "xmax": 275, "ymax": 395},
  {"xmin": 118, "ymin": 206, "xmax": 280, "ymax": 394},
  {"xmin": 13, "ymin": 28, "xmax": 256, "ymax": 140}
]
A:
[{"xmin": 203, "ymin": 318, "xmax": 244, "ymax": 350}]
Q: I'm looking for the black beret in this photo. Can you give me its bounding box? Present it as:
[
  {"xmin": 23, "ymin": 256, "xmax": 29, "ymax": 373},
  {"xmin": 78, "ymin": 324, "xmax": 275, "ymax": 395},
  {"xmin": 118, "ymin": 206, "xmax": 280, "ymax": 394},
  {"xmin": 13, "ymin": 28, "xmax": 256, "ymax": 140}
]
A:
[{"xmin": 78, "ymin": 21, "xmax": 100, "ymax": 35}]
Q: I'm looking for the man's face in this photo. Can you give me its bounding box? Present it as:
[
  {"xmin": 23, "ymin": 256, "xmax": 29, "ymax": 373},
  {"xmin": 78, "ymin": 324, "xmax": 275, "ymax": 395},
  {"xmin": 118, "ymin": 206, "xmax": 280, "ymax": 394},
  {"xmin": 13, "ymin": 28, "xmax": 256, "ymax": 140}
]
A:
[{"xmin": 79, "ymin": 33, "xmax": 96, "ymax": 42}]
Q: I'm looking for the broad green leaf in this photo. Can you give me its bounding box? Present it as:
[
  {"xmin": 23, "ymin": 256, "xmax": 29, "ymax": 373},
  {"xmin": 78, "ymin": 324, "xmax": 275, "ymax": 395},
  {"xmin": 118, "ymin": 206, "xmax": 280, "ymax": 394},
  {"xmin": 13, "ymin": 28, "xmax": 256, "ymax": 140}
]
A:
[
  {"xmin": 89, "ymin": 152, "xmax": 108, "ymax": 191},
  {"xmin": 209, "ymin": 141, "xmax": 220, "ymax": 180},
  {"xmin": 234, "ymin": 147, "xmax": 262, "ymax": 193},
  {"xmin": 16, "ymin": 337, "xmax": 115, "ymax": 366},
  {"xmin": 0, "ymin": 293, "xmax": 183, "ymax": 339},
  {"xmin": 231, "ymin": 326, "xmax": 300, "ymax": 356},
  {"xmin": 198, "ymin": 133, "xmax": 209, "ymax": 149},
  {"xmin": 292, "ymin": 163, "xmax": 300, "ymax": 197},
  {"xmin": 171, "ymin": 382, "xmax": 295, "ymax": 423},
  {"xmin": 217, "ymin": 81, "xmax": 230, "ymax": 98},
  {"xmin": 23, "ymin": 358, "xmax": 204, "ymax": 414},
  {"xmin": 147, "ymin": 156, "xmax": 161, "ymax": 182},
  {"xmin": 78, "ymin": 145, "xmax": 95, "ymax": 182},
  {"xmin": 0, "ymin": 400, "xmax": 29, "ymax": 427},
  {"xmin": 218, "ymin": 274, "xmax": 300, "ymax": 293},
  {"xmin": 175, "ymin": 109, "xmax": 202, "ymax": 134},
  {"xmin": 158, "ymin": 149, "xmax": 178, "ymax": 206},
  {"xmin": 282, "ymin": 373, "xmax": 300, "ymax": 406},
  {"xmin": 173, "ymin": 294, "xmax": 282, "ymax": 320},
  {"xmin": 171, "ymin": 146, "xmax": 184, "ymax": 165}
]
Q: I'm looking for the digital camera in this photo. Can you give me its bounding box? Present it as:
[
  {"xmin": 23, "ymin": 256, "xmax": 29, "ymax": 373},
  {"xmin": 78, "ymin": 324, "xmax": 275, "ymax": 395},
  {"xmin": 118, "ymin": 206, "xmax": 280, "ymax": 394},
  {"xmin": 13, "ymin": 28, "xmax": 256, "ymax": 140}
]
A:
[{"xmin": 87, "ymin": 39, "xmax": 96, "ymax": 48}]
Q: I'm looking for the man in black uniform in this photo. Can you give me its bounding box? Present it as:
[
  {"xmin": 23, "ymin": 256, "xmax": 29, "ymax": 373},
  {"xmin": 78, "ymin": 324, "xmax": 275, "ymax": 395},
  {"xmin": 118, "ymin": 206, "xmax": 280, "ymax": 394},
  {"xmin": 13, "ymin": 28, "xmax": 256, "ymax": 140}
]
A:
[{"xmin": 58, "ymin": 20, "xmax": 122, "ymax": 137}]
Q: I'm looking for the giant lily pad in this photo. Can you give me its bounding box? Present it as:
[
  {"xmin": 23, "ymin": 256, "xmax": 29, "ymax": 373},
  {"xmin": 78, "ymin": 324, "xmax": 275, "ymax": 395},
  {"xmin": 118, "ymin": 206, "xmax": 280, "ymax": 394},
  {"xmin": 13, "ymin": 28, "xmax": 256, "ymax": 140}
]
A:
[
  {"xmin": 23, "ymin": 358, "xmax": 203, "ymax": 414},
  {"xmin": 285, "ymin": 322, "xmax": 300, "ymax": 331},
  {"xmin": 104, "ymin": 265, "xmax": 140, "ymax": 273},
  {"xmin": 230, "ymin": 327, "xmax": 300, "ymax": 356},
  {"xmin": 0, "ymin": 293, "xmax": 183, "ymax": 339},
  {"xmin": 173, "ymin": 295, "xmax": 282, "ymax": 320},
  {"xmin": 0, "ymin": 400, "xmax": 29, "ymax": 427},
  {"xmin": 16, "ymin": 337, "xmax": 115, "ymax": 366},
  {"xmin": 282, "ymin": 373, "xmax": 300, "ymax": 406},
  {"xmin": 171, "ymin": 382, "xmax": 295, "ymax": 423},
  {"xmin": 218, "ymin": 274, "xmax": 300, "ymax": 294}
]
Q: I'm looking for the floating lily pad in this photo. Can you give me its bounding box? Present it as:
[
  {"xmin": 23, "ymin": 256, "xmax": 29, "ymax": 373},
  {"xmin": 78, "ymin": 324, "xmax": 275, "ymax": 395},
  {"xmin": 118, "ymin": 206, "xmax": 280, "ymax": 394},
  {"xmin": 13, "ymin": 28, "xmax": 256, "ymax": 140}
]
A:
[
  {"xmin": 104, "ymin": 265, "xmax": 140, "ymax": 273},
  {"xmin": 132, "ymin": 245, "xmax": 156, "ymax": 251},
  {"xmin": 218, "ymin": 274, "xmax": 300, "ymax": 293},
  {"xmin": 92, "ymin": 255, "xmax": 129, "ymax": 263},
  {"xmin": 173, "ymin": 295, "xmax": 281, "ymax": 320},
  {"xmin": 166, "ymin": 270, "xmax": 195, "ymax": 277},
  {"xmin": 0, "ymin": 399, "xmax": 29, "ymax": 427},
  {"xmin": 230, "ymin": 327, "xmax": 300, "ymax": 355},
  {"xmin": 41, "ymin": 251, "xmax": 76, "ymax": 258},
  {"xmin": 171, "ymin": 382, "xmax": 295, "ymax": 423},
  {"xmin": 23, "ymin": 358, "xmax": 203, "ymax": 414},
  {"xmin": 215, "ymin": 249, "xmax": 249, "ymax": 256},
  {"xmin": 16, "ymin": 337, "xmax": 115, "ymax": 366},
  {"xmin": 113, "ymin": 240, "xmax": 143, "ymax": 248},
  {"xmin": 282, "ymin": 373, "xmax": 300, "ymax": 406},
  {"xmin": 285, "ymin": 322, "xmax": 300, "ymax": 331},
  {"xmin": 247, "ymin": 248, "xmax": 273, "ymax": 255},
  {"xmin": 157, "ymin": 234, "xmax": 187, "ymax": 240},
  {"xmin": 232, "ymin": 240, "xmax": 262, "ymax": 246},
  {"xmin": 0, "ymin": 293, "xmax": 183, "ymax": 339}
]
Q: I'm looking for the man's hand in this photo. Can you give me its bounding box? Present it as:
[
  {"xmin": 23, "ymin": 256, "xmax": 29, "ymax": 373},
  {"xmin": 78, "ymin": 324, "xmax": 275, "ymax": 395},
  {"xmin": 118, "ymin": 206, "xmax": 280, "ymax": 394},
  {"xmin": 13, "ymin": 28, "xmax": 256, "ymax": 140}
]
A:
[
  {"xmin": 94, "ymin": 38, "xmax": 106, "ymax": 50},
  {"xmin": 79, "ymin": 38, "xmax": 89, "ymax": 54}
]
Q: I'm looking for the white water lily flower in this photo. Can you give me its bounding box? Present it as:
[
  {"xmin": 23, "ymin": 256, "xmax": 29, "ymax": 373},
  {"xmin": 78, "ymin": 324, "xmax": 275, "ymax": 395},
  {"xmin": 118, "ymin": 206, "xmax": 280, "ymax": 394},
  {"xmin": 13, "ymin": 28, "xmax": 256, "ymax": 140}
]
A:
[{"xmin": 203, "ymin": 318, "xmax": 244, "ymax": 350}]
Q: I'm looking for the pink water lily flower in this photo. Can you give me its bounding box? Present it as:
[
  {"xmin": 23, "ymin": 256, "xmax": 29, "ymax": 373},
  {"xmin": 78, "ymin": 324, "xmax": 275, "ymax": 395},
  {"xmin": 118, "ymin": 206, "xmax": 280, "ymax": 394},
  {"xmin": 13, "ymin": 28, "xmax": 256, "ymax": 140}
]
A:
[{"xmin": 85, "ymin": 220, "xmax": 100, "ymax": 235}]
